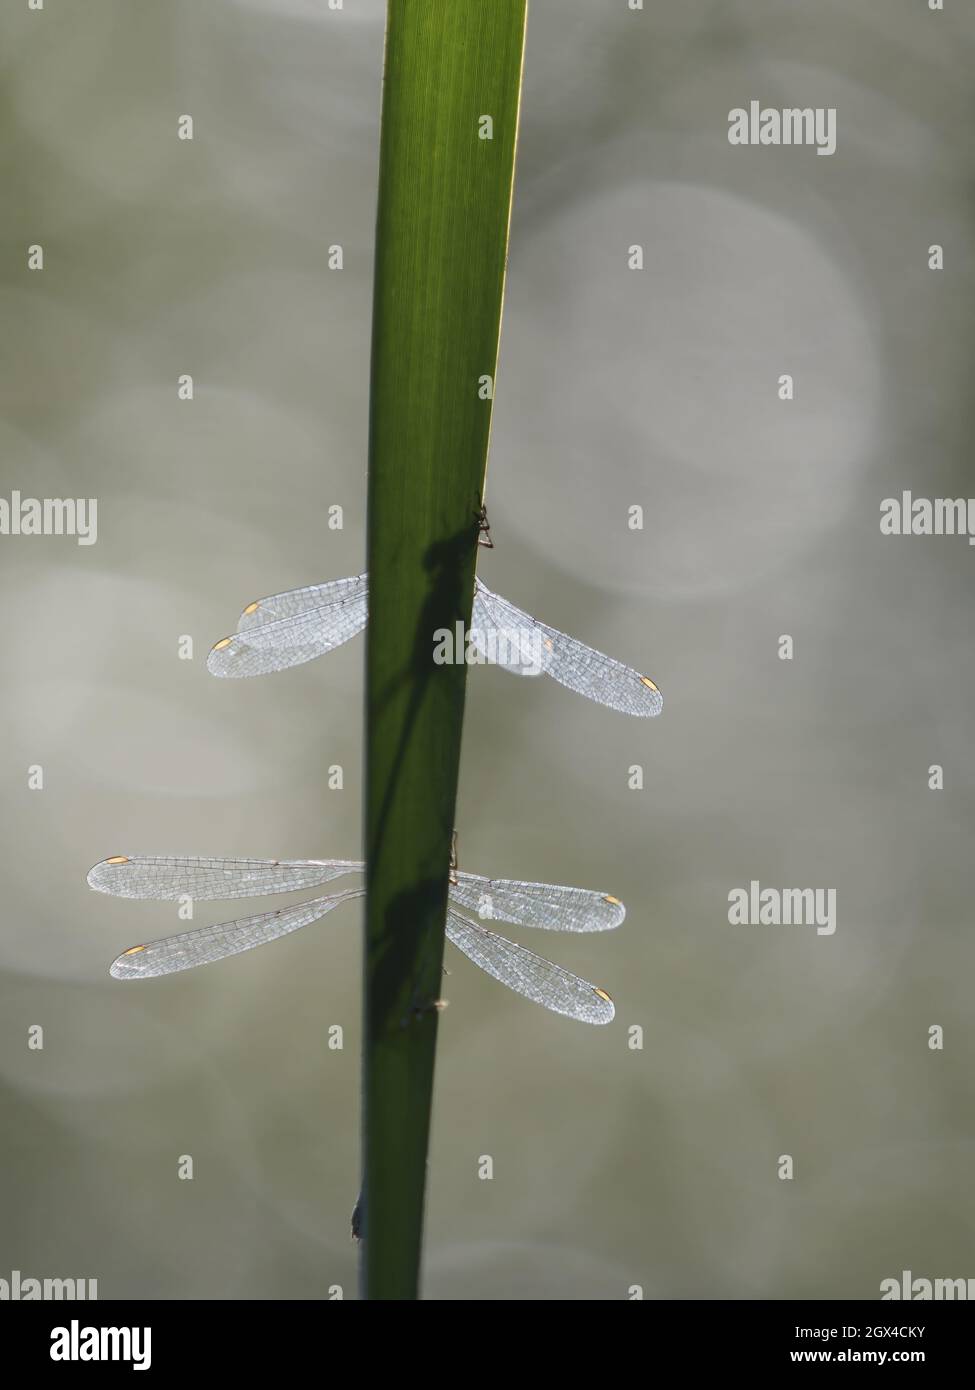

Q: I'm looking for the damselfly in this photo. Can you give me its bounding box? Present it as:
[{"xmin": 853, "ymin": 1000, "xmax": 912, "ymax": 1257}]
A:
[
  {"xmin": 87, "ymin": 854, "xmax": 624, "ymax": 1025},
  {"xmin": 207, "ymin": 574, "xmax": 663, "ymax": 718}
]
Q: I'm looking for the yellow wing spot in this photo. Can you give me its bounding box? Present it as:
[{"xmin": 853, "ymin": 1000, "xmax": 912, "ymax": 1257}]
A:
[
  {"xmin": 242, "ymin": 601, "xmax": 260, "ymax": 616},
  {"xmin": 543, "ymin": 637, "xmax": 554, "ymax": 651},
  {"xmin": 106, "ymin": 856, "xmax": 130, "ymax": 865},
  {"xmin": 212, "ymin": 636, "xmax": 233, "ymax": 652},
  {"xmin": 593, "ymin": 987, "xmax": 613, "ymax": 1004},
  {"xmin": 603, "ymin": 894, "xmax": 621, "ymax": 906},
  {"xmin": 122, "ymin": 945, "xmax": 147, "ymax": 957},
  {"xmin": 640, "ymin": 675, "xmax": 659, "ymax": 693}
]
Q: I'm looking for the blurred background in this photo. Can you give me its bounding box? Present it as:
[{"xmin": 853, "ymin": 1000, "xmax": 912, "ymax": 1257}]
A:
[{"xmin": 1, "ymin": 0, "xmax": 974, "ymax": 1300}]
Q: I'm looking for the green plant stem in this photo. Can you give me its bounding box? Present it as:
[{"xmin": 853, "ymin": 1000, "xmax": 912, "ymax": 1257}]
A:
[{"xmin": 361, "ymin": 0, "xmax": 527, "ymax": 1301}]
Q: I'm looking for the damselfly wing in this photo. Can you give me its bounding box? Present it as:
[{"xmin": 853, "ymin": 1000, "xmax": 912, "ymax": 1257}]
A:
[
  {"xmin": 88, "ymin": 855, "xmax": 623, "ymax": 1025},
  {"xmin": 207, "ymin": 574, "xmax": 661, "ymax": 717},
  {"xmin": 208, "ymin": 575, "xmax": 369, "ymax": 678}
]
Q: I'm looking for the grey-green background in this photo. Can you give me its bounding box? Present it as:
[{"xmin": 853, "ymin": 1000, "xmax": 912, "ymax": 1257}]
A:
[{"xmin": 2, "ymin": 0, "xmax": 973, "ymax": 1300}]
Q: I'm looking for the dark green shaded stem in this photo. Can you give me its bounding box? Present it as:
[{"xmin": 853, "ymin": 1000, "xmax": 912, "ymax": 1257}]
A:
[{"xmin": 361, "ymin": 0, "xmax": 527, "ymax": 1301}]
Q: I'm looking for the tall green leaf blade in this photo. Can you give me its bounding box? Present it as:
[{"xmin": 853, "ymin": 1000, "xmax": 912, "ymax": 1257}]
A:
[{"xmin": 362, "ymin": 0, "xmax": 528, "ymax": 1300}]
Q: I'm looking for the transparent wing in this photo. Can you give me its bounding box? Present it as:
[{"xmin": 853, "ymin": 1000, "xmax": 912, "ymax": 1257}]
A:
[
  {"xmin": 88, "ymin": 855, "xmax": 362, "ymax": 901},
  {"xmin": 449, "ymin": 873, "xmax": 625, "ymax": 932},
  {"xmin": 110, "ymin": 889, "xmax": 363, "ymax": 979},
  {"xmin": 445, "ymin": 910, "xmax": 615, "ymax": 1024},
  {"xmin": 236, "ymin": 575, "xmax": 368, "ymax": 631},
  {"xmin": 473, "ymin": 579, "xmax": 662, "ymax": 716},
  {"xmin": 470, "ymin": 586, "xmax": 542, "ymax": 676},
  {"xmin": 208, "ymin": 580, "xmax": 368, "ymax": 678}
]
